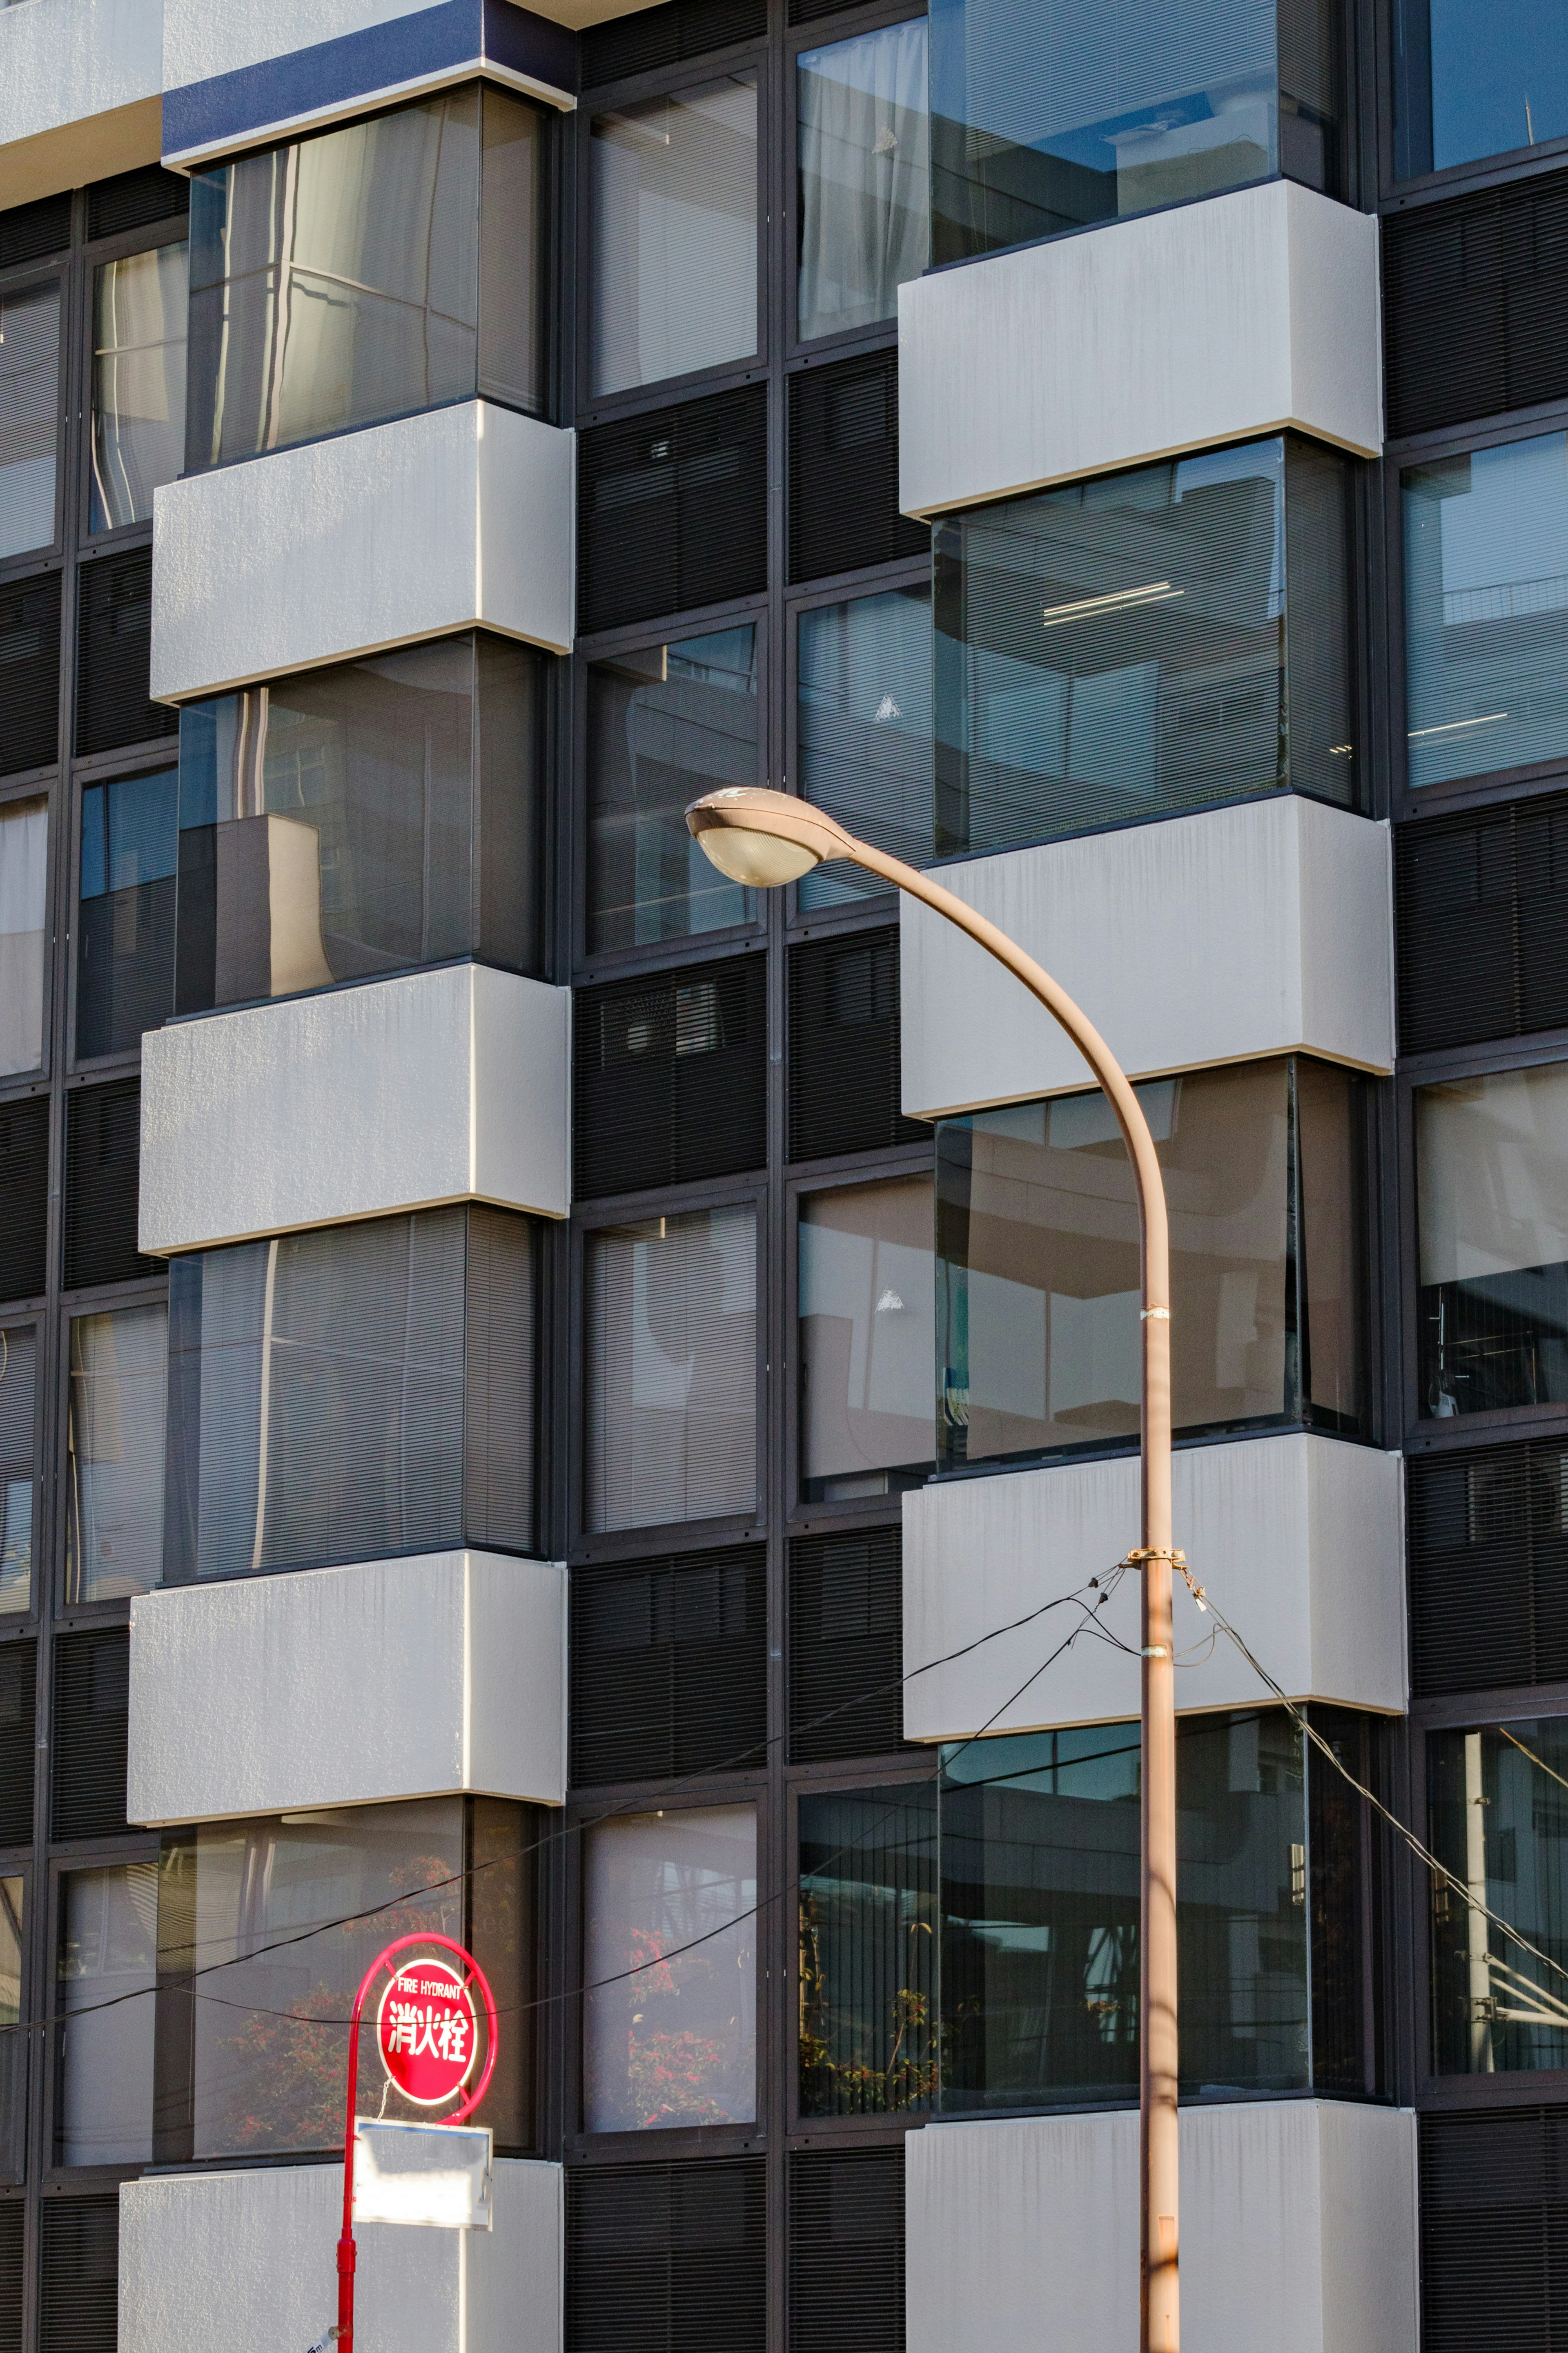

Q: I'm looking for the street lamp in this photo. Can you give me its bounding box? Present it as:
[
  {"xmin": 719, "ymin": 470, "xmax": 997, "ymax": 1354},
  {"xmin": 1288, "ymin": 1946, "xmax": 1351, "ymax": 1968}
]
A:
[{"xmin": 687, "ymin": 785, "xmax": 1181, "ymax": 2353}]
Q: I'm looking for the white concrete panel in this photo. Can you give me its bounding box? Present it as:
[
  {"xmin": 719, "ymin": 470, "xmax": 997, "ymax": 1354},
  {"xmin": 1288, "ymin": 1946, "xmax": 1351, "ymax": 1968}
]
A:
[
  {"xmin": 899, "ymin": 179, "xmax": 1382, "ymax": 517},
  {"xmin": 163, "ymin": 0, "xmax": 436, "ymax": 89},
  {"xmin": 150, "ymin": 401, "xmax": 575, "ymax": 705},
  {"xmin": 0, "ymin": 0, "xmax": 160, "ymax": 208},
  {"xmin": 127, "ymin": 1548, "xmax": 567, "ymax": 1824},
  {"xmin": 120, "ymin": 2156, "xmax": 563, "ymax": 2353},
  {"xmin": 902, "ymin": 1434, "xmax": 1405, "ymax": 1742},
  {"xmin": 899, "ymin": 797, "xmax": 1394, "ymax": 1122},
  {"xmin": 905, "ymin": 2103, "xmax": 1417, "ymax": 2353},
  {"xmin": 138, "ymin": 961, "xmax": 571, "ymax": 1256}
]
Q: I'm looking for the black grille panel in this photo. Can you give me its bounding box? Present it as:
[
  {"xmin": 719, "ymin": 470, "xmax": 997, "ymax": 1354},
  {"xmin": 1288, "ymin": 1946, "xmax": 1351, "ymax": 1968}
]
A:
[
  {"xmin": 790, "ymin": 1526, "xmax": 913, "ymax": 1763},
  {"xmin": 571, "ymin": 1543, "xmax": 768, "ymax": 1786},
  {"xmin": 0, "ymin": 2199, "xmax": 21, "ymax": 2353},
  {"xmin": 581, "ymin": 0, "xmax": 767, "ymax": 85},
  {"xmin": 0, "ymin": 1645, "xmax": 36, "ymax": 1849},
  {"xmin": 65, "ymin": 1077, "xmax": 154, "ymax": 1292},
  {"xmin": 1396, "ymin": 794, "xmax": 1568, "ymax": 1054},
  {"xmin": 75, "ymin": 545, "xmax": 176, "ymax": 759},
  {"xmin": 39, "ymin": 2195, "xmax": 118, "ymax": 2353},
  {"xmin": 1384, "ymin": 169, "xmax": 1568, "ymax": 439},
  {"xmin": 1408, "ymin": 1437, "xmax": 1568, "ymax": 1696},
  {"xmin": 1421, "ymin": 2106, "xmax": 1568, "ymax": 2352},
  {"xmin": 51, "ymin": 1627, "xmax": 130, "ymax": 1842},
  {"xmin": 788, "ymin": 928, "xmax": 925, "ymax": 1162},
  {"xmin": 87, "ymin": 165, "xmax": 189, "ymax": 242},
  {"xmin": 566, "ymin": 2159, "xmax": 767, "ymax": 2353},
  {"xmin": 788, "ymin": 2146, "xmax": 905, "ymax": 2353},
  {"xmin": 575, "ymin": 953, "xmax": 768, "ymax": 1198},
  {"xmin": 0, "ymin": 192, "xmax": 70, "ymax": 271},
  {"xmin": 0, "ymin": 1098, "xmax": 48, "ymax": 1306},
  {"xmin": 0, "ymin": 569, "xmax": 61, "ymax": 777},
  {"xmin": 788, "ymin": 349, "xmax": 926, "ymax": 584},
  {"xmin": 579, "ymin": 385, "xmax": 768, "ymax": 638}
]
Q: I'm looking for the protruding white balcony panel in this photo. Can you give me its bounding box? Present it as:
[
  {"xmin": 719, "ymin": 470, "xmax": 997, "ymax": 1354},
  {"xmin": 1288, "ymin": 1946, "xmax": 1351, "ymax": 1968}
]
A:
[
  {"xmin": 150, "ymin": 401, "xmax": 575, "ymax": 705},
  {"xmin": 0, "ymin": 0, "xmax": 161, "ymax": 211},
  {"xmin": 905, "ymin": 2104, "xmax": 1417, "ymax": 2353},
  {"xmin": 138, "ymin": 961, "xmax": 570, "ymax": 1256},
  {"xmin": 900, "ymin": 797, "xmax": 1393, "ymax": 1122},
  {"xmin": 120, "ymin": 2157, "xmax": 563, "ymax": 2353},
  {"xmin": 899, "ymin": 179, "xmax": 1382, "ymax": 518},
  {"xmin": 127, "ymin": 1548, "xmax": 567, "ymax": 1825},
  {"xmin": 903, "ymin": 1434, "xmax": 1405, "ymax": 1742}
]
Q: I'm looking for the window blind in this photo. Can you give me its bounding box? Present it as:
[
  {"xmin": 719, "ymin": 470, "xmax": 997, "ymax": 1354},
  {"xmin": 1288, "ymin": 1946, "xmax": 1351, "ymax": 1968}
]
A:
[
  {"xmin": 74, "ymin": 546, "xmax": 176, "ymax": 760},
  {"xmin": 581, "ymin": 0, "xmax": 767, "ymax": 86},
  {"xmin": 0, "ymin": 1099, "xmax": 47, "ymax": 1305},
  {"xmin": 788, "ymin": 928, "xmax": 925, "ymax": 1162},
  {"xmin": 1408, "ymin": 1437, "xmax": 1568, "ymax": 1695},
  {"xmin": 0, "ymin": 192, "xmax": 69, "ymax": 271},
  {"xmin": 1384, "ymin": 168, "xmax": 1568, "ymax": 439},
  {"xmin": 571, "ymin": 1543, "xmax": 767, "ymax": 1785},
  {"xmin": 51, "ymin": 1628, "xmax": 129, "ymax": 1842},
  {"xmin": 789, "ymin": 1527, "xmax": 913, "ymax": 1762},
  {"xmin": 578, "ymin": 385, "xmax": 768, "ymax": 637},
  {"xmin": 788, "ymin": 2146, "xmax": 905, "ymax": 2353},
  {"xmin": 575, "ymin": 954, "xmax": 768, "ymax": 1198},
  {"xmin": 566, "ymin": 2159, "xmax": 767, "ymax": 2353},
  {"xmin": 87, "ymin": 166, "xmax": 189, "ymax": 241},
  {"xmin": 0, "ymin": 2198, "xmax": 20, "ymax": 2353},
  {"xmin": 788, "ymin": 349, "xmax": 927, "ymax": 585},
  {"xmin": 38, "ymin": 2195, "xmax": 118, "ymax": 2353},
  {"xmin": 1396, "ymin": 794, "xmax": 1568, "ymax": 1054},
  {"xmin": 1421, "ymin": 2107, "xmax": 1568, "ymax": 2353},
  {"xmin": 0, "ymin": 570, "xmax": 61, "ymax": 778},
  {"xmin": 64, "ymin": 1077, "xmax": 154, "ymax": 1291},
  {"xmin": 0, "ymin": 1643, "xmax": 35, "ymax": 1847}
]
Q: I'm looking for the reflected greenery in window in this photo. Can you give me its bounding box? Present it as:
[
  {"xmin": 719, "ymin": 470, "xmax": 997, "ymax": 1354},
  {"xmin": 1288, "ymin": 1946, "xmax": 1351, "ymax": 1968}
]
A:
[
  {"xmin": 1430, "ymin": 1718, "xmax": 1568, "ymax": 2074},
  {"xmin": 797, "ymin": 585, "xmax": 932, "ymax": 910},
  {"xmin": 1393, "ymin": 0, "xmax": 1568, "ymax": 180},
  {"xmin": 799, "ymin": 1784, "xmax": 937, "ymax": 2115}
]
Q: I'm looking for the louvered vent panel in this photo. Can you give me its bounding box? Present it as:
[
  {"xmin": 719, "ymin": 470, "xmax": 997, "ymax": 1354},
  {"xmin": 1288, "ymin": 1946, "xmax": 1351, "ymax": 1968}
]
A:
[
  {"xmin": 790, "ymin": 1526, "xmax": 913, "ymax": 1763},
  {"xmin": 0, "ymin": 2200, "xmax": 22, "ymax": 2353},
  {"xmin": 52, "ymin": 1628, "xmax": 129, "ymax": 1842},
  {"xmin": 1396, "ymin": 793, "xmax": 1568, "ymax": 1053},
  {"xmin": 0, "ymin": 1644, "xmax": 36, "ymax": 1849},
  {"xmin": 75, "ymin": 546, "xmax": 176, "ymax": 759},
  {"xmin": 578, "ymin": 385, "xmax": 768, "ymax": 637},
  {"xmin": 0, "ymin": 569, "xmax": 61, "ymax": 778},
  {"xmin": 789, "ymin": 2146, "xmax": 905, "ymax": 2353},
  {"xmin": 39, "ymin": 2195, "xmax": 118, "ymax": 2353},
  {"xmin": 64, "ymin": 1078, "xmax": 154, "ymax": 1291},
  {"xmin": 575, "ymin": 953, "xmax": 767, "ymax": 1198},
  {"xmin": 1421, "ymin": 2106, "xmax": 1568, "ymax": 2353},
  {"xmin": 581, "ymin": 0, "xmax": 767, "ymax": 84},
  {"xmin": 788, "ymin": 350, "xmax": 927, "ymax": 585},
  {"xmin": 572, "ymin": 1543, "xmax": 767, "ymax": 1786},
  {"xmin": 566, "ymin": 2159, "xmax": 767, "ymax": 2353},
  {"xmin": 0, "ymin": 1098, "xmax": 48, "ymax": 1305},
  {"xmin": 0, "ymin": 192, "xmax": 70, "ymax": 270},
  {"xmin": 789, "ymin": 0, "xmax": 874, "ymax": 21},
  {"xmin": 1384, "ymin": 169, "xmax": 1568, "ymax": 438},
  {"xmin": 87, "ymin": 165, "xmax": 189, "ymax": 241},
  {"xmin": 1407, "ymin": 1438, "xmax": 1568, "ymax": 1696},
  {"xmin": 788, "ymin": 928, "xmax": 925, "ymax": 1162}
]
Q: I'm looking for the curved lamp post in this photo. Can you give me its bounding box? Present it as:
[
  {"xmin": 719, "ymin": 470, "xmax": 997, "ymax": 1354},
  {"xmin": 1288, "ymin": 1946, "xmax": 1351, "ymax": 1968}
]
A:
[{"xmin": 686, "ymin": 785, "xmax": 1180, "ymax": 2353}]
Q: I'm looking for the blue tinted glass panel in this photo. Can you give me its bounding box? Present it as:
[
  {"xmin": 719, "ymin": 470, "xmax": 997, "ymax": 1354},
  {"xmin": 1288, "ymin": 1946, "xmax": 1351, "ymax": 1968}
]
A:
[
  {"xmin": 75, "ymin": 766, "xmax": 178, "ymax": 1059},
  {"xmin": 797, "ymin": 585, "xmax": 932, "ymax": 910},
  {"xmin": 1395, "ymin": 0, "xmax": 1568, "ymax": 178}
]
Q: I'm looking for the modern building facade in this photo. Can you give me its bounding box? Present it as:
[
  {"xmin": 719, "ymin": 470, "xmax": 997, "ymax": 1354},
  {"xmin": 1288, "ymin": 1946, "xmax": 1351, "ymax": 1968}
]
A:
[{"xmin": 0, "ymin": 0, "xmax": 1560, "ymax": 2345}]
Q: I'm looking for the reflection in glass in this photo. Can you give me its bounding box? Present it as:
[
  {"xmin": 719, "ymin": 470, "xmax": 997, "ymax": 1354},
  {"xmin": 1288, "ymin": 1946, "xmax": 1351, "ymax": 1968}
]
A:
[
  {"xmin": 587, "ymin": 626, "xmax": 758, "ymax": 953},
  {"xmin": 1417, "ymin": 1062, "xmax": 1568, "ymax": 1419},
  {"xmin": 0, "ymin": 280, "xmax": 58, "ymax": 559},
  {"xmin": 800, "ymin": 1176, "xmax": 934, "ymax": 1501},
  {"xmin": 0, "ymin": 1876, "xmax": 21, "ymax": 2180},
  {"xmin": 90, "ymin": 240, "xmax": 188, "ymax": 533},
  {"xmin": 0, "ymin": 795, "xmax": 46, "ymax": 1077},
  {"xmin": 175, "ymin": 634, "xmax": 544, "ymax": 1012},
  {"xmin": 0, "ymin": 1327, "xmax": 33, "ymax": 1615},
  {"xmin": 1393, "ymin": 0, "xmax": 1568, "ymax": 179},
  {"xmin": 798, "ymin": 20, "xmax": 929, "ymax": 345},
  {"xmin": 935, "ymin": 436, "xmax": 1354, "ymax": 861},
  {"xmin": 58, "ymin": 1862, "xmax": 157, "ymax": 2164},
  {"xmin": 937, "ymin": 1057, "xmax": 1366, "ymax": 1471},
  {"xmin": 591, "ymin": 76, "xmax": 758, "ymax": 397},
  {"xmin": 584, "ymin": 1206, "xmax": 757, "ymax": 1534},
  {"xmin": 76, "ymin": 767, "xmax": 178, "ymax": 1057},
  {"xmin": 798, "ymin": 1784, "xmax": 937, "ymax": 2116},
  {"xmin": 1403, "ymin": 433, "xmax": 1568, "ymax": 792},
  {"xmin": 584, "ymin": 1805, "xmax": 757, "ymax": 2131},
  {"xmin": 1430, "ymin": 1718, "xmax": 1568, "ymax": 2074},
  {"xmin": 797, "ymin": 586, "xmax": 932, "ymax": 911},
  {"xmin": 66, "ymin": 1304, "xmax": 168, "ymax": 1604}
]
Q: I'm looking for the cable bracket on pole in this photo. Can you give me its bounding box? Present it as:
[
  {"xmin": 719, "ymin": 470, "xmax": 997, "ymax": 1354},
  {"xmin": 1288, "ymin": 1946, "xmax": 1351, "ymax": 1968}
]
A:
[
  {"xmin": 1140, "ymin": 1305, "xmax": 1171, "ymax": 1320},
  {"xmin": 1124, "ymin": 1547, "xmax": 1186, "ymax": 1568}
]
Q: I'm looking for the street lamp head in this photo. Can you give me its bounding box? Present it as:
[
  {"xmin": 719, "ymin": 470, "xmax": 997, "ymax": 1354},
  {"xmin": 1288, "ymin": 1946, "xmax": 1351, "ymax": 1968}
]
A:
[{"xmin": 685, "ymin": 786, "xmax": 857, "ymax": 888}]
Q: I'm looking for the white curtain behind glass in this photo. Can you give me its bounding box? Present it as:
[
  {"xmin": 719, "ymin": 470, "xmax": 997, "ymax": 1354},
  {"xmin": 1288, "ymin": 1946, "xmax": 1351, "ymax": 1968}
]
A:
[
  {"xmin": 798, "ymin": 19, "xmax": 929, "ymax": 343},
  {"xmin": 66, "ymin": 1304, "xmax": 168, "ymax": 1604},
  {"xmin": 59, "ymin": 1863, "xmax": 158, "ymax": 2165},
  {"xmin": 90, "ymin": 240, "xmax": 189, "ymax": 532},
  {"xmin": 0, "ymin": 280, "xmax": 58, "ymax": 560},
  {"xmin": 0, "ymin": 795, "xmax": 46, "ymax": 1076},
  {"xmin": 1417, "ymin": 1065, "xmax": 1568, "ymax": 1285}
]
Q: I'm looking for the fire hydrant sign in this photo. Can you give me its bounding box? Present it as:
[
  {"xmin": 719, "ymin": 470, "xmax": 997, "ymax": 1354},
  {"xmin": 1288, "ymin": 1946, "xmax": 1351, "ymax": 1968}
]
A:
[{"xmin": 375, "ymin": 1957, "xmax": 478, "ymax": 2105}]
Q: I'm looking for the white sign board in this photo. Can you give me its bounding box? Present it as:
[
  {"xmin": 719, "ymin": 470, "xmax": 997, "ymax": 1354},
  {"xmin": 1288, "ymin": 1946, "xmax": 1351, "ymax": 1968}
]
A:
[{"xmin": 352, "ymin": 2119, "xmax": 494, "ymax": 2231}]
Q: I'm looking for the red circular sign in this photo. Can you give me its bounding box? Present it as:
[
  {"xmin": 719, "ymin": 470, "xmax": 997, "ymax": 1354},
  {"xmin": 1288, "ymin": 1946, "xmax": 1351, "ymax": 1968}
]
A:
[{"xmin": 375, "ymin": 1957, "xmax": 479, "ymax": 2107}]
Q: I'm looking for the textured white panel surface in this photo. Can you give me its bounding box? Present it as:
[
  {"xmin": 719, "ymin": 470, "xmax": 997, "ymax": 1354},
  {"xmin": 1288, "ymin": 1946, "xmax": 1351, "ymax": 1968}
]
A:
[
  {"xmin": 163, "ymin": 0, "xmax": 434, "ymax": 88},
  {"xmin": 120, "ymin": 2157, "xmax": 563, "ymax": 2353},
  {"xmin": 150, "ymin": 401, "xmax": 575, "ymax": 703},
  {"xmin": 900, "ymin": 798, "xmax": 1394, "ymax": 1120},
  {"xmin": 138, "ymin": 962, "xmax": 571, "ymax": 1255},
  {"xmin": 905, "ymin": 2104, "xmax": 1417, "ymax": 2353},
  {"xmin": 0, "ymin": 0, "xmax": 160, "ymax": 150},
  {"xmin": 127, "ymin": 1548, "xmax": 567, "ymax": 1823},
  {"xmin": 903, "ymin": 1434, "xmax": 1406, "ymax": 1740},
  {"xmin": 899, "ymin": 179, "xmax": 1383, "ymax": 517}
]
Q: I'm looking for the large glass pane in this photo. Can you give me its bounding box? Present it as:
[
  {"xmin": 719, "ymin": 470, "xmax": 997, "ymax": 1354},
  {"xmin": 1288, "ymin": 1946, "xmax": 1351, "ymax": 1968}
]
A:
[
  {"xmin": 1430, "ymin": 1718, "xmax": 1568, "ymax": 2074},
  {"xmin": 1417, "ymin": 1063, "xmax": 1568, "ymax": 1419},
  {"xmin": 89, "ymin": 240, "xmax": 188, "ymax": 533},
  {"xmin": 65, "ymin": 1304, "xmax": 168, "ymax": 1605},
  {"xmin": 797, "ymin": 19, "xmax": 929, "ymax": 345},
  {"xmin": 799, "ymin": 1175, "xmax": 935, "ymax": 1501},
  {"xmin": 584, "ymin": 1205, "xmax": 757, "ymax": 1534},
  {"xmin": 590, "ymin": 75, "xmax": 758, "ymax": 398},
  {"xmin": 797, "ymin": 586, "xmax": 933, "ymax": 911},
  {"xmin": 1403, "ymin": 433, "xmax": 1568, "ymax": 792},
  {"xmin": 0, "ymin": 1327, "xmax": 34, "ymax": 1615},
  {"xmin": 0, "ymin": 796, "xmax": 46, "ymax": 1078},
  {"xmin": 58, "ymin": 1862, "xmax": 157, "ymax": 2165},
  {"xmin": 1394, "ymin": 0, "xmax": 1568, "ymax": 179},
  {"xmin": 798, "ymin": 1783, "xmax": 937, "ymax": 2116},
  {"xmin": 0, "ymin": 1877, "xmax": 22, "ymax": 2180},
  {"xmin": 76, "ymin": 766, "xmax": 178, "ymax": 1057},
  {"xmin": 583, "ymin": 1805, "xmax": 757, "ymax": 2131},
  {"xmin": 0, "ymin": 280, "xmax": 58, "ymax": 558}
]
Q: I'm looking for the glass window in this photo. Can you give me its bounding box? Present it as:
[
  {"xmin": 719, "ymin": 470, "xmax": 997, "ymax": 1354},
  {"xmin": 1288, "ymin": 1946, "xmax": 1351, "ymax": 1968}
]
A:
[
  {"xmin": 0, "ymin": 796, "xmax": 47, "ymax": 1078},
  {"xmin": 89, "ymin": 239, "xmax": 188, "ymax": 533},
  {"xmin": 799, "ymin": 1175, "xmax": 935, "ymax": 1502},
  {"xmin": 58, "ymin": 1862, "xmax": 157, "ymax": 2165},
  {"xmin": 0, "ymin": 1327, "xmax": 34, "ymax": 1615},
  {"xmin": 798, "ymin": 1783, "xmax": 937, "ymax": 2116},
  {"xmin": 587, "ymin": 624, "xmax": 759, "ymax": 955},
  {"xmin": 186, "ymin": 85, "xmax": 549, "ymax": 470},
  {"xmin": 935, "ymin": 436, "xmax": 1354, "ymax": 861},
  {"xmin": 0, "ymin": 1876, "xmax": 21, "ymax": 2180},
  {"xmin": 1416, "ymin": 1062, "xmax": 1568, "ymax": 1419},
  {"xmin": 1403, "ymin": 433, "xmax": 1568, "ymax": 793},
  {"xmin": 175, "ymin": 633, "xmax": 545, "ymax": 1013},
  {"xmin": 584, "ymin": 1205, "xmax": 757, "ymax": 1535},
  {"xmin": 797, "ymin": 18, "xmax": 929, "ymax": 346},
  {"xmin": 1393, "ymin": 0, "xmax": 1568, "ymax": 180},
  {"xmin": 1430, "ymin": 1717, "xmax": 1568, "ymax": 2074},
  {"xmin": 590, "ymin": 75, "xmax": 758, "ymax": 398},
  {"xmin": 76, "ymin": 767, "xmax": 178, "ymax": 1058},
  {"xmin": 797, "ymin": 585, "xmax": 932, "ymax": 911},
  {"xmin": 65, "ymin": 1303, "xmax": 168, "ymax": 1606},
  {"xmin": 165, "ymin": 1206, "xmax": 539, "ymax": 1581},
  {"xmin": 154, "ymin": 1796, "xmax": 533, "ymax": 2159},
  {"xmin": 583, "ymin": 1804, "xmax": 757, "ymax": 2132},
  {"xmin": 0, "ymin": 280, "xmax": 59, "ymax": 558},
  {"xmin": 937, "ymin": 1057, "xmax": 1366, "ymax": 1472}
]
